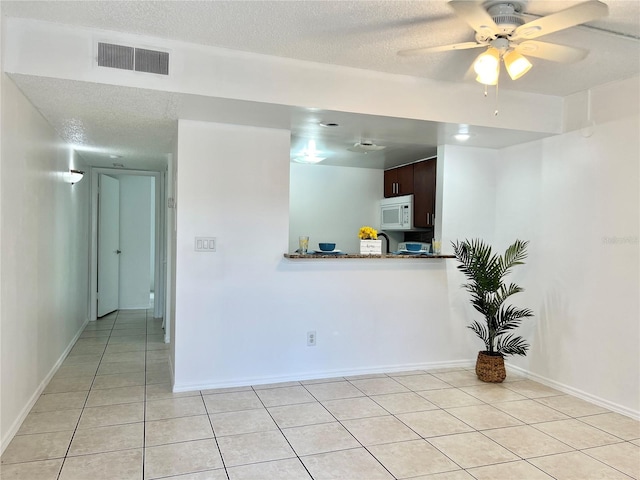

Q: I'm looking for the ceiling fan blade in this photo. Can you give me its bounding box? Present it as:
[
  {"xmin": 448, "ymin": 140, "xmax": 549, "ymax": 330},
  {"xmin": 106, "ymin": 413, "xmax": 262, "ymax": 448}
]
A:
[
  {"xmin": 512, "ymin": 0, "xmax": 609, "ymax": 41},
  {"xmin": 398, "ymin": 42, "xmax": 484, "ymax": 56},
  {"xmin": 448, "ymin": 0, "xmax": 500, "ymax": 40},
  {"xmin": 516, "ymin": 41, "xmax": 589, "ymax": 63}
]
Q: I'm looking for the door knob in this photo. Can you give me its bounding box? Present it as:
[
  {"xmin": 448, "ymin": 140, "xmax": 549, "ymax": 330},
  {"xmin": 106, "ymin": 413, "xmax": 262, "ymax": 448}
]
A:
[{"xmin": 116, "ymin": 250, "xmax": 122, "ymax": 254}]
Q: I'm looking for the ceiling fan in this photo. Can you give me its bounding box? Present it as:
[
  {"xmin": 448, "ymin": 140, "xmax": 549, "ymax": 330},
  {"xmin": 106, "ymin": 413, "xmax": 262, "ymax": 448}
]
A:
[
  {"xmin": 398, "ymin": 0, "xmax": 609, "ymax": 85},
  {"xmin": 347, "ymin": 141, "xmax": 386, "ymax": 153}
]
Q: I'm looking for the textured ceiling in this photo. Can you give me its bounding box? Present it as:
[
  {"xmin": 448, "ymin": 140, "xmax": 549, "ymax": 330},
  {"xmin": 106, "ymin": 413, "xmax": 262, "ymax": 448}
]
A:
[
  {"xmin": 8, "ymin": 75, "xmax": 180, "ymax": 170},
  {"xmin": 2, "ymin": 1, "xmax": 639, "ymax": 170},
  {"xmin": 4, "ymin": 0, "xmax": 639, "ymax": 96},
  {"xmin": 10, "ymin": 74, "xmax": 552, "ymax": 170}
]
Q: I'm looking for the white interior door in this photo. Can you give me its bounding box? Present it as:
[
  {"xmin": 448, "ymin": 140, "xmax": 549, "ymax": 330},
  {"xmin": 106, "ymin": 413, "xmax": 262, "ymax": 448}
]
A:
[{"xmin": 98, "ymin": 174, "xmax": 121, "ymax": 317}]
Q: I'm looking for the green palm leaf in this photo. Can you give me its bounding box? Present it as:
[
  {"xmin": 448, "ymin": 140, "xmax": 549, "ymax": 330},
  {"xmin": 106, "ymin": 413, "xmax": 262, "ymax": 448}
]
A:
[
  {"xmin": 453, "ymin": 239, "xmax": 533, "ymax": 357},
  {"xmin": 496, "ymin": 334, "xmax": 530, "ymax": 356},
  {"xmin": 467, "ymin": 321, "xmax": 490, "ymax": 351}
]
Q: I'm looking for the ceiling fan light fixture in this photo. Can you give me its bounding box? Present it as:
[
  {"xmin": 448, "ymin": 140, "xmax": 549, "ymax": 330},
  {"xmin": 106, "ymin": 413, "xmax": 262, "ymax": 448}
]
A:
[
  {"xmin": 475, "ymin": 72, "xmax": 499, "ymax": 85},
  {"xmin": 473, "ymin": 48, "xmax": 500, "ymax": 85},
  {"xmin": 504, "ymin": 50, "xmax": 532, "ymax": 80}
]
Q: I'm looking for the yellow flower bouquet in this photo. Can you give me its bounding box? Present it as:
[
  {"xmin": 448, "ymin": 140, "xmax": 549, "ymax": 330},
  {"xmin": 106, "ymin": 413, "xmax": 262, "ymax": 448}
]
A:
[
  {"xmin": 359, "ymin": 226, "xmax": 381, "ymax": 255},
  {"xmin": 358, "ymin": 226, "xmax": 378, "ymax": 240}
]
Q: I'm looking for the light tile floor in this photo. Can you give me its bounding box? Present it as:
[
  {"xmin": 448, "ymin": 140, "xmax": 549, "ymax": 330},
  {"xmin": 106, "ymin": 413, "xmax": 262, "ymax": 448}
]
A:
[{"xmin": 2, "ymin": 309, "xmax": 639, "ymax": 479}]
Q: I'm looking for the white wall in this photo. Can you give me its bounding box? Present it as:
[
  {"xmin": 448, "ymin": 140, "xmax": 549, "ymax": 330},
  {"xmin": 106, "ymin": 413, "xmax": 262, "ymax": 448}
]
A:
[
  {"xmin": 150, "ymin": 176, "xmax": 155, "ymax": 292},
  {"xmin": 436, "ymin": 78, "xmax": 640, "ymax": 417},
  {"xmin": 438, "ymin": 144, "xmax": 499, "ymax": 255},
  {"xmin": 435, "ymin": 144, "xmax": 502, "ymax": 365},
  {"xmin": 493, "ymin": 77, "xmax": 640, "ymax": 417},
  {"xmin": 167, "ymin": 148, "xmax": 177, "ymax": 367},
  {"xmin": 173, "ymin": 120, "xmax": 472, "ymax": 391},
  {"xmin": 117, "ymin": 175, "xmax": 152, "ymax": 308},
  {"xmin": 289, "ymin": 163, "xmax": 383, "ymax": 253},
  {"xmin": 0, "ymin": 75, "xmax": 90, "ymax": 451},
  {"xmin": 173, "ymin": 101, "xmax": 639, "ymax": 417}
]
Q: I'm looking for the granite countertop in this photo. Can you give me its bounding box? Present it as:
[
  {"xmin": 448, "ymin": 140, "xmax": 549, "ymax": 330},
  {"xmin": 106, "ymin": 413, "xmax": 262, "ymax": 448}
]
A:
[{"xmin": 284, "ymin": 253, "xmax": 455, "ymax": 259}]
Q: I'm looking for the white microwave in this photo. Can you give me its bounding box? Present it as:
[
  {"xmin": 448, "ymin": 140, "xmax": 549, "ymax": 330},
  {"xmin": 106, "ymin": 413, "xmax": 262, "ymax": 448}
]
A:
[{"xmin": 380, "ymin": 194, "xmax": 414, "ymax": 230}]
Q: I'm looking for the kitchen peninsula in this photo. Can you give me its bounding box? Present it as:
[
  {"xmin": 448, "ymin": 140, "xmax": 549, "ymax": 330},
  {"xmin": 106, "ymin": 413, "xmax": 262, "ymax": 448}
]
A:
[{"xmin": 284, "ymin": 253, "xmax": 454, "ymax": 259}]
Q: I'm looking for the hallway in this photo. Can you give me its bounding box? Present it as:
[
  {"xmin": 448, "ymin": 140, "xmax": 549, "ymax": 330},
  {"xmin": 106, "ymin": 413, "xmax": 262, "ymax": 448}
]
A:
[{"xmin": 1, "ymin": 309, "xmax": 638, "ymax": 479}]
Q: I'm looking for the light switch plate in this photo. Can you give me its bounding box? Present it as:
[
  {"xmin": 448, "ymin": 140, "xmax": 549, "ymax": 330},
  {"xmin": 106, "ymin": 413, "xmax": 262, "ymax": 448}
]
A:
[{"xmin": 195, "ymin": 237, "xmax": 216, "ymax": 252}]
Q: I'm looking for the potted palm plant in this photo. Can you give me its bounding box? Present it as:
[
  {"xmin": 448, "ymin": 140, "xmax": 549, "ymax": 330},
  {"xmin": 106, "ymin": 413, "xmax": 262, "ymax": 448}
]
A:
[{"xmin": 452, "ymin": 239, "xmax": 534, "ymax": 382}]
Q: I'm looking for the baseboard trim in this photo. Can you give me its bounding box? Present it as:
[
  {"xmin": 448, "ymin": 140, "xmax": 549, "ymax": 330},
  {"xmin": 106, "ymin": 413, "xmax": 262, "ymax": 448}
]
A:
[
  {"xmin": 173, "ymin": 359, "xmax": 639, "ymax": 421},
  {"xmin": 172, "ymin": 359, "xmax": 476, "ymax": 393},
  {"xmin": 506, "ymin": 363, "xmax": 640, "ymax": 421},
  {"xmin": 1, "ymin": 317, "xmax": 89, "ymax": 454}
]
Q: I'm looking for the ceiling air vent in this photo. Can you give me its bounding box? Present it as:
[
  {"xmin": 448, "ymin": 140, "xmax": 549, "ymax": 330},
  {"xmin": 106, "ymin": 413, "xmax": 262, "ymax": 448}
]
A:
[
  {"xmin": 135, "ymin": 48, "xmax": 169, "ymax": 75},
  {"xmin": 98, "ymin": 43, "xmax": 134, "ymax": 71},
  {"xmin": 97, "ymin": 42, "xmax": 169, "ymax": 75}
]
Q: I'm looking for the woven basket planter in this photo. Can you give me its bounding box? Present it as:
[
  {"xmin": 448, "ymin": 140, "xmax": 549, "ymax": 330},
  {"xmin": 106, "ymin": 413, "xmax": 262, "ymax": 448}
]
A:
[{"xmin": 476, "ymin": 351, "xmax": 506, "ymax": 383}]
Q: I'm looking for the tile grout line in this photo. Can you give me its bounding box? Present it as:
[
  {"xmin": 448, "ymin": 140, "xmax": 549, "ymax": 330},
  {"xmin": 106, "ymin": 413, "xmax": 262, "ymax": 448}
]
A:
[
  {"xmin": 56, "ymin": 310, "xmax": 118, "ymax": 480},
  {"xmin": 372, "ymin": 377, "xmax": 486, "ymax": 476},
  {"xmin": 142, "ymin": 308, "xmax": 148, "ymax": 480},
  {"xmin": 304, "ymin": 375, "xmax": 465, "ymax": 478},
  {"xmin": 344, "ymin": 373, "xmax": 485, "ymax": 475},
  {"xmin": 202, "ymin": 390, "xmax": 232, "ymax": 480},
  {"xmin": 297, "ymin": 381, "xmax": 400, "ymax": 479},
  {"xmin": 250, "ymin": 384, "xmax": 319, "ymax": 479},
  {"xmin": 5, "ymin": 331, "xmax": 638, "ymax": 479},
  {"xmin": 577, "ymin": 441, "xmax": 639, "ymax": 479},
  {"xmin": 253, "ymin": 372, "xmax": 552, "ymax": 477},
  {"xmin": 340, "ymin": 373, "xmax": 584, "ymax": 477}
]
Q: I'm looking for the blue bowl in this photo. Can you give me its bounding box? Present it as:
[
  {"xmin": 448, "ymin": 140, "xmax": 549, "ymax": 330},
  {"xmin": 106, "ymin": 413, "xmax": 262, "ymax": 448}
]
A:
[
  {"xmin": 405, "ymin": 243, "xmax": 422, "ymax": 252},
  {"xmin": 318, "ymin": 243, "xmax": 336, "ymax": 251}
]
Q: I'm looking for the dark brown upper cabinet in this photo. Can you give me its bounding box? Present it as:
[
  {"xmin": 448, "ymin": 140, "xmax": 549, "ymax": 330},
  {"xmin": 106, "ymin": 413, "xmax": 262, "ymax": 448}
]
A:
[
  {"xmin": 413, "ymin": 158, "xmax": 437, "ymax": 228},
  {"xmin": 383, "ymin": 164, "xmax": 414, "ymax": 198}
]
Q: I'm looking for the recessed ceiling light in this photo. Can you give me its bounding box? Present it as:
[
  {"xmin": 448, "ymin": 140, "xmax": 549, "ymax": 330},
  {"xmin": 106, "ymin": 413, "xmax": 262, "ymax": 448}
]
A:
[
  {"xmin": 319, "ymin": 121, "xmax": 339, "ymax": 127},
  {"xmin": 109, "ymin": 154, "xmax": 121, "ymax": 159},
  {"xmin": 292, "ymin": 139, "xmax": 326, "ymax": 164},
  {"xmin": 453, "ymin": 133, "xmax": 472, "ymax": 141}
]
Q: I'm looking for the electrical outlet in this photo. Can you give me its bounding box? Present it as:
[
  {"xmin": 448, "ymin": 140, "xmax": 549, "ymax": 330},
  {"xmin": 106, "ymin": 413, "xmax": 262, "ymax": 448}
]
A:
[{"xmin": 307, "ymin": 331, "xmax": 316, "ymax": 347}]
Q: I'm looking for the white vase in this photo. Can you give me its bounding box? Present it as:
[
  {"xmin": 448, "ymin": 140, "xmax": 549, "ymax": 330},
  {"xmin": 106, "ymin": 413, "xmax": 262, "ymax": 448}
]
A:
[{"xmin": 360, "ymin": 239, "xmax": 382, "ymax": 255}]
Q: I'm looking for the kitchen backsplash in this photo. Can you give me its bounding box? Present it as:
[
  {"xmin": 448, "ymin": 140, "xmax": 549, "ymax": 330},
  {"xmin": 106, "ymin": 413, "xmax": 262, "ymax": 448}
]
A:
[{"xmin": 404, "ymin": 229, "xmax": 434, "ymax": 244}]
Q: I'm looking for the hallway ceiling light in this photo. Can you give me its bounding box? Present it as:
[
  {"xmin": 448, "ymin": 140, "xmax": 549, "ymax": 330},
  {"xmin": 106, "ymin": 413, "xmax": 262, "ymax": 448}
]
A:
[{"xmin": 67, "ymin": 169, "xmax": 85, "ymax": 185}]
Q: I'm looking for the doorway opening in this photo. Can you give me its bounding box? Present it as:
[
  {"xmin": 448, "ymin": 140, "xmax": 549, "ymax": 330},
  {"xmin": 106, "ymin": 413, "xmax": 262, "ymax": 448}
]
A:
[{"xmin": 89, "ymin": 168, "xmax": 167, "ymax": 339}]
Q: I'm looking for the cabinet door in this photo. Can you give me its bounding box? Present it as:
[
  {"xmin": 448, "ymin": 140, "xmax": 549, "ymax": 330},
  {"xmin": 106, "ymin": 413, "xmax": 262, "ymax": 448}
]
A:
[
  {"xmin": 385, "ymin": 164, "xmax": 414, "ymax": 197},
  {"xmin": 383, "ymin": 169, "xmax": 397, "ymax": 198},
  {"xmin": 396, "ymin": 164, "xmax": 414, "ymax": 196},
  {"xmin": 413, "ymin": 159, "xmax": 437, "ymax": 228}
]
